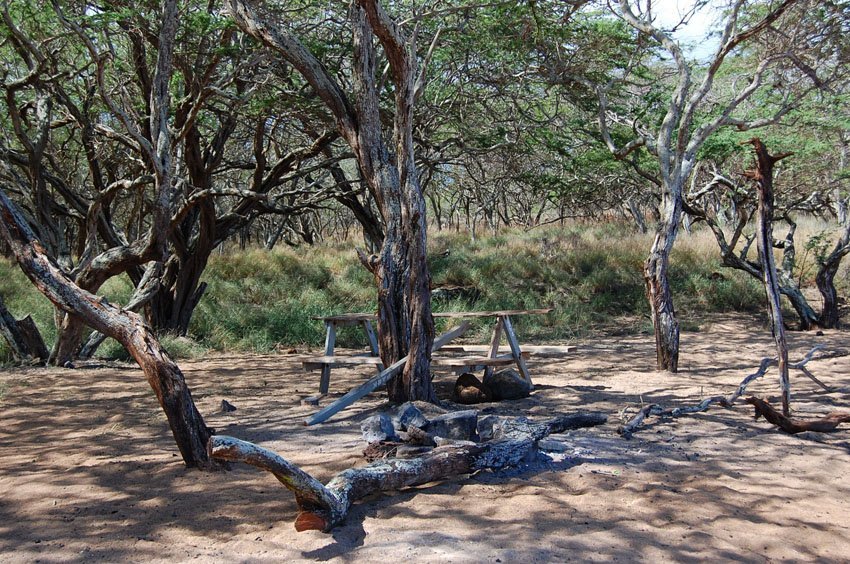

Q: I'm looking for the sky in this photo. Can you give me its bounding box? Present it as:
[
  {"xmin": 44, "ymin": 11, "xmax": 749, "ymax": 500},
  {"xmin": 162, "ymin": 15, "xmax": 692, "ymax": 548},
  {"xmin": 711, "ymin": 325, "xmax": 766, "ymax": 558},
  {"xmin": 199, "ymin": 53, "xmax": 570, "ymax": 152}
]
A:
[{"xmin": 647, "ymin": 0, "xmax": 724, "ymax": 60}]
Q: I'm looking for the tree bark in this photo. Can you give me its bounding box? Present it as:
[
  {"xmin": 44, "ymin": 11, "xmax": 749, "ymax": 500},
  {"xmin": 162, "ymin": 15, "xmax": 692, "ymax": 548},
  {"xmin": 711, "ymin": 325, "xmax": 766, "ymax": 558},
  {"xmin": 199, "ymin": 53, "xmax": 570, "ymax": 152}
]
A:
[
  {"xmin": 644, "ymin": 194, "xmax": 681, "ymax": 372},
  {"xmin": 0, "ymin": 188, "xmax": 220, "ymax": 470},
  {"xmin": 747, "ymin": 138, "xmax": 792, "ymax": 416},
  {"xmin": 0, "ymin": 293, "xmax": 48, "ymax": 362},
  {"xmin": 226, "ymin": 0, "xmax": 436, "ymax": 402}
]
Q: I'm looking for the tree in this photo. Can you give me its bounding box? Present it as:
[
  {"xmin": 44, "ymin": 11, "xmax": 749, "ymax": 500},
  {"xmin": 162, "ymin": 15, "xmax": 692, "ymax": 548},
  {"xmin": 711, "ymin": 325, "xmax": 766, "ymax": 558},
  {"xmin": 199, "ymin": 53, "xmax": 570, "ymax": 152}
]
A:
[
  {"xmin": 559, "ymin": 0, "xmax": 829, "ymax": 371},
  {"xmin": 0, "ymin": 0, "xmax": 219, "ymax": 470},
  {"xmin": 226, "ymin": 0, "xmax": 435, "ymax": 401}
]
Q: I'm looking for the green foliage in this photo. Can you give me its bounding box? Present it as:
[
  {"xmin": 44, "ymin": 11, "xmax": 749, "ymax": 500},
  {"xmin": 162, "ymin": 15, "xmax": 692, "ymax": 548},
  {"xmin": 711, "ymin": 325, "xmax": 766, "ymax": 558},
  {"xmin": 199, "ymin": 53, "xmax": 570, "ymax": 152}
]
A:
[{"xmin": 0, "ymin": 222, "xmax": 830, "ymax": 361}]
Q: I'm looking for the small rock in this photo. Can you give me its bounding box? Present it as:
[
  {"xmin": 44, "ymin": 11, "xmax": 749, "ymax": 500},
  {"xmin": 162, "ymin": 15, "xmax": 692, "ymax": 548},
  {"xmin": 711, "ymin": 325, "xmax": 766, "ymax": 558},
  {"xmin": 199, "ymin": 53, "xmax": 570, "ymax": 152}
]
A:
[
  {"xmin": 405, "ymin": 425, "xmax": 437, "ymax": 446},
  {"xmin": 538, "ymin": 439, "xmax": 568, "ymax": 452},
  {"xmin": 63, "ymin": 360, "xmax": 75, "ymax": 369},
  {"xmin": 220, "ymin": 400, "xmax": 237, "ymax": 413},
  {"xmin": 425, "ymin": 410, "xmax": 479, "ymax": 441},
  {"xmin": 361, "ymin": 414, "xmax": 398, "ymax": 443},
  {"xmin": 394, "ymin": 402, "xmax": 429, "ymax": 431},
  {"xmin": 484, "ymin": 368, "xmax": 532, "ymax": 400},
  {"xmin": 477, "ymin": 414, "xmax": 506, "ymax": 442},
  {"xmin": 816, "ymin": 330, "xmax": 824, "ymax": 336},
  {"xmin": 395, "ymin": 445, "xmax": 434, "ymax": 459},
  {"xmin": 300, "ymin": 395, "xmax": 321, "ymax": 406},
  {"xmin": 453, "ymin": 373, "xmax": 492, "ymax": 404}
]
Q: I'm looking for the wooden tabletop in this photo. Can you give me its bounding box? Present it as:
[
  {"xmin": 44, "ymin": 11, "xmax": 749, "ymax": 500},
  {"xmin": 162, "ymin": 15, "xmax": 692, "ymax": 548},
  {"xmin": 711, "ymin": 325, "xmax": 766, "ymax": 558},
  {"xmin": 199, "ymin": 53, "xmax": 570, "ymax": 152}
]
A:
[
  {"xmin": 433, "ymin": 308, "xmax": 553, "ymax": 318},
  {"xmin": 311, "ymin": 313, "xmax": 377, "ymax": 322},
  {"xmin": 313, "ymin": 309, "xmax": 552, "ymax": 322}
]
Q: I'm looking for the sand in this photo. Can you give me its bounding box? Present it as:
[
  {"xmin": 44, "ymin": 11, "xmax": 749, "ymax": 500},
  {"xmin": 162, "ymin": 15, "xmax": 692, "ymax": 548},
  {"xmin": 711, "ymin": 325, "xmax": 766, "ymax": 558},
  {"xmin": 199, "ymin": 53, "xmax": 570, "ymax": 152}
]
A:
[{"xmin": 1, "ymin": 314, "xmax": 849, "ymax": 562}]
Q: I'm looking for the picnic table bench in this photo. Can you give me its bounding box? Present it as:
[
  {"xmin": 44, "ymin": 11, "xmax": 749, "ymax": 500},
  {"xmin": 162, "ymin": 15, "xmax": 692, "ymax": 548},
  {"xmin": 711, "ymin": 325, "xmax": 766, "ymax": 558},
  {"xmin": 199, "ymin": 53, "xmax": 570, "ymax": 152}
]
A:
[{"xmin": 303, "ymin": 309, "xmax": 552, "ymax": 394}]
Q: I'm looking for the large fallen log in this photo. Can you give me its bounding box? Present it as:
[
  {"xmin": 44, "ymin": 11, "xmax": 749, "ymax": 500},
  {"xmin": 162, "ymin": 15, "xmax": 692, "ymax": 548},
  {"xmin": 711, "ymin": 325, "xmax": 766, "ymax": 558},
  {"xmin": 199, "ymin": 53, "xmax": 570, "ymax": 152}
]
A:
[
  {"xmin": 209, "ymin": 411, "xmax": 607, "ymax": 532},
  {"xmin": 618, "ymin": 345, "xmax": 827, "ymax": 438},
  {"xmin": 745, "ymin": 396, "xmax": 850, "ymax": 434}
]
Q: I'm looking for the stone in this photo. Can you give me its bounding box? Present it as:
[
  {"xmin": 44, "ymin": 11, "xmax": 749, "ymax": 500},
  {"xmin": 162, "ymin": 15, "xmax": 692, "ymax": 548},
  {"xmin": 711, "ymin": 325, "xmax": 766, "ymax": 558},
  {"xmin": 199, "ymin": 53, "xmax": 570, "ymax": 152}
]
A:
[
  {"xmin": 477, "ymin": 414, "xmax": 507, "ymax": 442},
  {"xmin": 483, "ymin": 368, "xmax": 532, "ymax": 400},
  {"xmin": 220, "ymin": 400, "xmax": 237, "ymax": 413},
  {"xmin": 453, "ymin": 373, "xmax": 492, "ymax": 404},
  {"xmin": 538, "ymin": 439, "xmax": 569, "ymax": 452},
  {"xmin": 425, "ymin": 410, "xmax": 479, "ymax": 441},
  {"xmin": 300, "ymin": 395, "xmax": 321, "ymax": 406},
  {"xmin": 405, "ymin": 425, "xmax": 436, "ymax": 446},
  {"xmin": 393, "ymin": 402, "xmax": 429, "ymax": 432},
  {"xmin": 360, "ymin": 414, "xmax": 398, "ymax": 443}
]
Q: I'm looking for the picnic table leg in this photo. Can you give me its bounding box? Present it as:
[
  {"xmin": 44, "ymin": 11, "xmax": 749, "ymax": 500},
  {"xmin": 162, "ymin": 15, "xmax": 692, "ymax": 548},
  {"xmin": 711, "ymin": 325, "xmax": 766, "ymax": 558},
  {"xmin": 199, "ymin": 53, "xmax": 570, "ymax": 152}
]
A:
[
  {"xmin": 483, "ymin": 317, "xmax": 504, "ymax": 379},
  {"xmin": 361, "ymin": 320, "xmax": 384, "ymax": 372},
  {"xmin": 501, "ymin": 315, "xmax": 533, "ymax": 386},
  {"xmin": 319, "ymin": 321, "xmax": 337, "ymax": 394}
]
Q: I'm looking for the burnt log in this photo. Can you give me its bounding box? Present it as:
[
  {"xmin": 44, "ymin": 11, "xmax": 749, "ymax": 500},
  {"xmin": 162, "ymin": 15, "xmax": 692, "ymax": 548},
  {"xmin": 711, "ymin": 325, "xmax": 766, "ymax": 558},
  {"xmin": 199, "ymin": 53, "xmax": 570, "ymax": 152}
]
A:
[{"xmin": 209, "ymin": 412, "xmax": 607, "ymax": 532}]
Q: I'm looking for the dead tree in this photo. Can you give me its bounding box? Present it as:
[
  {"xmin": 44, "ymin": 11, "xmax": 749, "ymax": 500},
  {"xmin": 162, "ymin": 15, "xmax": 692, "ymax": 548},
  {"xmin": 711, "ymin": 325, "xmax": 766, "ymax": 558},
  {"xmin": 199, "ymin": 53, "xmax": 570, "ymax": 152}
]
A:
[
  {"xmin": 226, "ymin": 0, "xmax": 436, "ymax": 402},
  {"xmin": 747, "ymin": 138, "xmax": 793, "ymax": 415},
  {"xmin": 208, "ymin": 412, "xmax": 607, "ymax": 532}
]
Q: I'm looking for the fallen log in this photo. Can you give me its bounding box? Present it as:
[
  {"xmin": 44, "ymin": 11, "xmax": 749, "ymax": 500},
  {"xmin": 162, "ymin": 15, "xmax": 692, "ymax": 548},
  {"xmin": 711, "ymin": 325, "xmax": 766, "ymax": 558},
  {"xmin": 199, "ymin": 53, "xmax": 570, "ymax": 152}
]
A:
[
  {"xmin": 209, "ymin": 411, "xmax": 607, "ymax": 532},
  {"xmin": 745, "ymin": 396, "xmax": 850, "ymax": 434},
  {"xmin": 618, "ymin": 345, "xmax": 826, "ymax": 438}
]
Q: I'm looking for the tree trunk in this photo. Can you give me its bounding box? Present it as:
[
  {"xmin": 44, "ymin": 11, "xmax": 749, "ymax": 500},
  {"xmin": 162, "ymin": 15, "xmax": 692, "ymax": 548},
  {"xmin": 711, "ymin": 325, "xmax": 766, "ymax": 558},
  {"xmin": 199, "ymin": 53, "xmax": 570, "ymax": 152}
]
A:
[
  {"xmin": 0, "ymin": 188, "xmax": 220, "ymax": 469},
  {"xmin": 0, "ymin": 293, "xmax": 48, "ymax": 363},
  {"xmin": 748, "ymin": 138, "xmax": 791, "ymax": 416},
  {"xmin": 815, "ymin": 223, "xmax": 850, "ymax": 329},
  {"xmin": 644, "ymin": 194, "xmax": 681, "ymax": 372},
  {"xmin": 226, "ymin": 0, "xmax": 435, "ymax": 403}
]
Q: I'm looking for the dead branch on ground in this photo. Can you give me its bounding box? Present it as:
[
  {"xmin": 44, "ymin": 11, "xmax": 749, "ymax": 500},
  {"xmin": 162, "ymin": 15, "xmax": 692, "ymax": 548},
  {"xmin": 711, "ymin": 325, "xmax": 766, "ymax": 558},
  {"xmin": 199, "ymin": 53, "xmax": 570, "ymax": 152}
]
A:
[
  {"xmin": 618, "ymin": 345, "xmax": 827, "ymax": 438},
  {"xmin": 745, "ymin": 396, "xmax": 850, "ymax": 434}
]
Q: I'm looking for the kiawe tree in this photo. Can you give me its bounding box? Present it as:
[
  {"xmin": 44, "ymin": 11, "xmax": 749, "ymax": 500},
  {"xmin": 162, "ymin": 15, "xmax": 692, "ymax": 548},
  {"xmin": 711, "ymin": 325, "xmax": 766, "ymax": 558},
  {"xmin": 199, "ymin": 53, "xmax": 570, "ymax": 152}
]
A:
[
  {"xmin": 559, "ymin": 0, "xmax": 827, "ymax": 371},
  {"xmin": 0, "ymin": 0, "xmax": 220, "ymax": 469},
  {"xmin": 225, "ymin": 0, "xmax": 436, "ymax": 401}
]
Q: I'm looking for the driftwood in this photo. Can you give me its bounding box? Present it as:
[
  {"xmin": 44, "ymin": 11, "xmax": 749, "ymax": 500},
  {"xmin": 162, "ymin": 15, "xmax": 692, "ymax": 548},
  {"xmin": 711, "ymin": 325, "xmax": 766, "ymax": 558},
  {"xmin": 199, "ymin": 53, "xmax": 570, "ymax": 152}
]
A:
[
  {"xmin": 618, "ymin": 346, "xmax": 826, "ymax": 438},
  {"xmin": 746, "ymin": 397, "xmax": 850, "ymax": 434},
  {"xmin": 209, "ymin": 411, "xmax": 607, "ymax": 532}
]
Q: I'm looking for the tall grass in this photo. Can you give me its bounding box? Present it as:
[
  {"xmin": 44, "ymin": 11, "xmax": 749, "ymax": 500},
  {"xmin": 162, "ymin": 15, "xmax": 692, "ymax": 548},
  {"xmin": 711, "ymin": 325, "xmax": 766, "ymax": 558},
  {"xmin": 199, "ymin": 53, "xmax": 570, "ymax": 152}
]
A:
[{"xmin": 2, "ymin": 219, "xmax": 846, "ymax": 362}]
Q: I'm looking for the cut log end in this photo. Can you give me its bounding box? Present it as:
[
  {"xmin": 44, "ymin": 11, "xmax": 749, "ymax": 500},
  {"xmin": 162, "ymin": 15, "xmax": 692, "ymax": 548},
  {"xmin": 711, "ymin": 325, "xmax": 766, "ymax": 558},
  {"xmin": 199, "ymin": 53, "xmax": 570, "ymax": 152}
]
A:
[{"xmin": 294, "ymin": 511, "xmax": 329, "ymax": 532}]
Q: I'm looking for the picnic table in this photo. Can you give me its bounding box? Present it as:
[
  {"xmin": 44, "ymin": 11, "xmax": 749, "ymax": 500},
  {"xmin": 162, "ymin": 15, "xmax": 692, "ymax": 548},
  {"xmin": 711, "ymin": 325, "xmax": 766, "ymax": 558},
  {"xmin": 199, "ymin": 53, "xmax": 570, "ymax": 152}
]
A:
[{"xmin": 303, "ymin": 309, "xmax": 552, "ymax": 395}]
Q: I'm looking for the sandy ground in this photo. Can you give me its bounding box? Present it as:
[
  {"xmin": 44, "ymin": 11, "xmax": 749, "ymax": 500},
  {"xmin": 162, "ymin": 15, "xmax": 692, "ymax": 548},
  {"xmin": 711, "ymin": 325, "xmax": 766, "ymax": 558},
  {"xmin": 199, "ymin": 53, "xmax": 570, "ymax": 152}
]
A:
[{"xmin": 1, "ymin": 314, "xmax": 849, "ymax": 563}]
